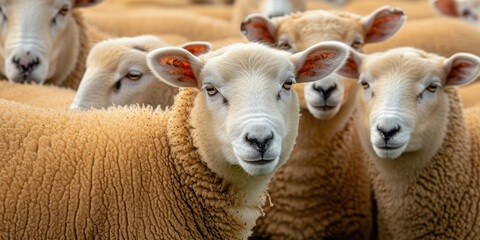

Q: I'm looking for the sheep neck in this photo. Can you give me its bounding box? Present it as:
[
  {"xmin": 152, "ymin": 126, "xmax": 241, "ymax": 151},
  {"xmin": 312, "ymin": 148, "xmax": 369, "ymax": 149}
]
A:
[
  {"xmin": 167, "ymin": 88, "xmax": 268, "ymax": 239},
  {"xmin": 371, "ymin": 87, "xmax": 480, "ymax": 239}
]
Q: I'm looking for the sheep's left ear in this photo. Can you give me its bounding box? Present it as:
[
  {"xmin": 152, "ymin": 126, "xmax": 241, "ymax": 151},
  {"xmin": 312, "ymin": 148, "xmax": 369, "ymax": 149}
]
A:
[
  {"xmin": 361, "ymin": 6, "xmax": 406, "ymax": 43},
  {"xmin": 444, "ymin": 53, "xmax": 480, "ymax": 86},
  {"xmin": 241, "ymin": 14, "xmax": 278, "ymax": 44},
  {"xmin": 180, "ymin": 42, "xmax": 212, "ymax": 56},
  {"xmin": 147, "ymin": 47, "xmax": 202, "ymax": 88},
  {"xmin": 336, "ymin": 49, "xmax": 365, "ymax": 79},
  {"xmin": 74, "ymin": 0, "xmax": 105, "ymax": 7},
  {"xmin": 291, "ymin": 41, "xmax": 350, "ymax": 83},
  {"xmin": 431, "ymin": 0, "xmax": 459, "ymax": 17}
]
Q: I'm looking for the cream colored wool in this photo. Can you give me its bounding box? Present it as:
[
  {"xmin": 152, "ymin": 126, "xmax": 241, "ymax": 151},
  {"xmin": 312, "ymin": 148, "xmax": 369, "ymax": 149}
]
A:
[
  {"xmin": 0, "ymin": 81, "xmax": 75, "ymax": 110},
  {"xmin": 364, "ymin": 17, "xmax": 480, "ymax": 57},
  {"xmin": 0, "ymin": 88, "xmax": 277, "ymax": 239},
  {"xmin": 253, "ymin": 86, "xmax": 372, "ymax": 240},
  {"xmin": 369, "ymin": 88, "xmax": 480, "ymax": 239}
]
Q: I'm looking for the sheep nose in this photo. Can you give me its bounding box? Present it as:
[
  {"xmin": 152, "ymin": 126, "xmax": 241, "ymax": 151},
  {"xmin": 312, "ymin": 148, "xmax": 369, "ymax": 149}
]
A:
[
  {"xmin": 12, "ymin": 54, "xmax": 40, "ymax": 77},
  {"xmin": 313, "ymin": 83, "xmax": 337, "ymax": 99},
  {"xmin": 245, "ymin": 132, "xmax": 274, "ymax": 155},
  {"xmin": 377, "ymin": 125, "xmax": 401, "ymax": 142}
]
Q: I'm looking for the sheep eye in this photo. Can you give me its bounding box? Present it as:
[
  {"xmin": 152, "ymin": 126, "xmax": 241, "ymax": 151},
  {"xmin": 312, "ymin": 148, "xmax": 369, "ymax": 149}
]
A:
[
  {"xmin": 206, "ymin": 86, "xmax": 218, "ymax": 96},
  {"xmin": 114, "ymin": 81, "xmax": 121, "ymax": 91},
  {"xmin": 427, "ymin": 84, "xmax": 438, "ymax": 93},
  {"xmin": 126, "ymin": 71, "xmax": 143, "ymax": 81},
  {"xmin": 361, "ymin": 81, "xmax": 370, "ymax": 89},
  {"xmin": 59, "ymin": 7, "xmax": 69, "ymax": 15},
  {"xmin": 351, "ymin": 41, "xmax": 362, "ymax": 50},
  {"xmin": 277, "ymin": 42, "xmax": 292, "ymax": 51},
  {"xmin": 283, "ymin": 79, "xmax": 293, "ymax": 90}
]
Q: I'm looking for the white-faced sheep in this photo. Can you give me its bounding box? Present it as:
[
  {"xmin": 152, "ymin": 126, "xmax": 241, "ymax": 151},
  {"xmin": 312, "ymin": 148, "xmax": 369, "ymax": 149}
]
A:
[
  {"xmin": 0, "ymin": 0, "xmax": 108, "ymax": 89},
  {"xmin": 0, "ymin": 41, "xmax": 351, "ymax": 239},
  {"xmin": 241, "ymin": 6, "xmax": 406, "ymax": 239},
  {"xmin": 431, "ymin": 0, "xmax": 480, "ymax": 27},
  {"xmin": 0, "ymin": 81, "xmax": 75, "ymax": 109},
  {"xmin": 70, "ymin": 35, "xmax": 211, "ymax": 111},
  {"xmin": 339, "ymin": 47, "xmax": 480, "ymax": 239}
]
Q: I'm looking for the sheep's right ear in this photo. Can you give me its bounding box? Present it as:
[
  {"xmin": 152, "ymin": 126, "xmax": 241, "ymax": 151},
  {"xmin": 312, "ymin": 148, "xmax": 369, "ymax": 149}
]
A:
[
  {"xmin": 431, "ymin": 0, "xmax": 459, "ymax": 17},
  {"xmin": 181, "ymin": 41, "xmax": 212, "ymax": 56},
  {"xmin": 443, "ymin": 53, "xmax": 480, "ymax": 86},
  {"xmin": 336, "ymin": 49, "xmax": 365, "ymax": 79},
  {"xmin": 241, "ymin": 14, "xmax": 278, "ymax": 44},
  {"xmin": 147, "ymin": 47, "xmax": 202, "ymax": 88},
  {"xmin": 74, "ymin": 0, "xmax": 105, "ymax": 7},
  {"xmin": 291, "ymin": 41, "xmax": 350, "ymax": 83},
  {"xmin": 361, "ymin": 6, "xmax": 406, "ymax": 43}
]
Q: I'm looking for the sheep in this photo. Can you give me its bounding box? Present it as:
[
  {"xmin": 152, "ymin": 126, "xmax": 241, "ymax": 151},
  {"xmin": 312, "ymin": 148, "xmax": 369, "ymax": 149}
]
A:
[
  {"xmin": 241, "ymin": 6, "xmax": 406, "ymax": 239},
  {"xmin": 0, "ymin": 0, "xmax": 109, "ymax": 89},
  {"xmin": 0, "ymin": 81, "xmax": 75, "ymax": 110},
  {"xmin": 232, "ymin": 0, "xmax": 307, "ymax": 28},
  {"xmin": 70, "ymin": 35, "xmax": 212, "ymax": 111},
  {"xmin": 0, "ymin": 41, "xmax": 351, "ymax": 239},
  {"xmin": 337, "ymin": 47, "xmax": 480, "ymax": 239},
  {"xmin": 431, "ymin": 0, "xmax": 480, "ymax": 27}
]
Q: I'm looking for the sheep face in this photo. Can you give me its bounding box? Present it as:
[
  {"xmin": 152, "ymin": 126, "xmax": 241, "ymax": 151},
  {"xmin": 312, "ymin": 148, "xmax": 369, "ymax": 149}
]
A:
[
  {"xmin": 241, "ymin": 6, "xmax": 406, "ymax": 120},
  {"xmin": 147, "ymin": 42, "xmax": 350, "ymax": 176},
  {"xmin": 70, "ymin": 36, "xmax": 211, "ymax": 111},
  {"xmin": 339, "ymin": 48, "xmax": 480, "ymax": 163},
  {"xmin": 0, "ymin": 0, "xmax": 103, "ymax": 84},
  {"xmin": 432, "ymin": 0, "xmax": 480, "ymax": 27}
]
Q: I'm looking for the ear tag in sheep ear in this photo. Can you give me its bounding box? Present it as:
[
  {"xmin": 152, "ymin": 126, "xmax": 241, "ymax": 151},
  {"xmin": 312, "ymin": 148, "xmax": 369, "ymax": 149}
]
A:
[
  {"xmin": 362, "ymin": 6, "xmax": 406, "ymax": 43},
  {"xmin": 432, "ymin": 0, "xmax": 458, "ymax": 17},
  {"xmin": 241, "ymin": 14, "xmax": 278, "ymax": 44},
  {"xmin": 444, "ymin": 53, "xmax": 480, "ymax": 86},
  {"xmin": 292, "ymin": 41, "xmax": 350, "ymax": 83},
  {"xmin": 74, "ymin": 0, "xmax": 105, "ymax": 7},
  {"xmin": 181, "ymin": 42, "xmax": 212, "ymax": 56}
]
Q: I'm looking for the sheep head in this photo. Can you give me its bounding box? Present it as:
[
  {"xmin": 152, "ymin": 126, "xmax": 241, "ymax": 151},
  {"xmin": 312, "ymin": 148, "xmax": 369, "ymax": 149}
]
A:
[
  {"xmin": 431, "ymin": 0, "xmax": 480, "ymax": 27},
  {"xmin": 70, "ymin": 36, "xmax": 211, "ymax": 111},
  {"xmin": 338, "ymin": 47, "xmax": 480, "ymax": 166},
  {"xmin": 241, "ymin": 6, "xmax": 406, "ymax": 120},
  {"xmin": 147, "ymin": 42, "xmax": 350, "ymax": 177},
  {"xmin": 0, "ymin": 0, "xmax": 103, "ymax": 85}
]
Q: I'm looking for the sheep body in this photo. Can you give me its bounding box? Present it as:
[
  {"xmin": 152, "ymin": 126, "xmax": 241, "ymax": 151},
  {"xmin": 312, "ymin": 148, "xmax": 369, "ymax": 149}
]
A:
[{"xmin": 0, "ymin": 81, "xmax": 75, "ymax": 109}]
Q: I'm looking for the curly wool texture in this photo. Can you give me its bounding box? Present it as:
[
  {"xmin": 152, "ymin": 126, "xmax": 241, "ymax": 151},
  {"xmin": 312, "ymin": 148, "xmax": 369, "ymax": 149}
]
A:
[
  {"xmin": 0, "ymin": 88, "xmax": 258, "ymax": 239},
  {"xmin": 253, "ymin": 108, "xmax": 372, "ymax": 239},
  {"xmin": 0, "ymin": 81, "xmax": 75, "ymax": 109},
  {"xmin": 370, "ymin": 87, "xmax": 480, "ymax": 239}
]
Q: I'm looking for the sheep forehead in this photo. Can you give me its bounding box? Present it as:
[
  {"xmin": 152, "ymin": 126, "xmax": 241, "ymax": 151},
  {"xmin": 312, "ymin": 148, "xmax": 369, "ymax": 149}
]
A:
[
  {"xmin": 363, "ymin": 48, "xmax": 445, "ymax": 86},
  {"xmin": 6, "ymin": 0, "xmax": 68, "ymax": 6},
  {"xmin": 201, "ymin": 43, "xmax": 293, "ymax": 87},
  {"xmin": 276, "ymin": 10, "xmax": 362, "ymax": 47}
]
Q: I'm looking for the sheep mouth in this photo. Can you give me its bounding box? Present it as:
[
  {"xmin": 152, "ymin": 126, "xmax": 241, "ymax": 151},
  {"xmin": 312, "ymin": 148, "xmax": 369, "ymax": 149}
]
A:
[
  {"xmin": 243, "ymin": 159, "xmax": 275, "ymax": 165},
  {"xmin": 313, "ymin": 104, "xmax": 337, "ymax": 111},
  {"xmin": 376, "ymin": 144, "xmax": 403, "ymax": 150}
]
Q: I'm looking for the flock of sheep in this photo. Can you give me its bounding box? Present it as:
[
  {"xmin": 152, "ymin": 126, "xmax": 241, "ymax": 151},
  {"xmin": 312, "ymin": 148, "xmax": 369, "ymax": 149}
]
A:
[{"xmin": 1, "ymin": 0, "xmax": 480, "ymax": 239}]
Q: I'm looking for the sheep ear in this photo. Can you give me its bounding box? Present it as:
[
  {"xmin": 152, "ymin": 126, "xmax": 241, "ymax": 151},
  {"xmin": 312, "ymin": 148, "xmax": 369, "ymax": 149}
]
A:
[
  {"xmin": 444, "ymin": 53, "xmax": 480, "ymax": 86},
  {"xmin": 361, "ymin": 6, "xmax": 406, "ymax": 43},
  {"xmin": 147, "ymin": 47, "xmax": 202, "ymax": 88},
  {"xmin": 181, "ymin": 41, "xmax": 212, "ymax": 56},
  {"xmin": 291, "ymin": 41, "xmax": 350, "ymax": 83},
  {"xmin": 336, "ymin": 49, "xmax": 364, "ymax": 79},
  {"xmin": 431, "ymin": 0, "xmax": 459, "ymax": 17},
  {"xmin": 241, "ymin": 14, "xmax": 278, "ymax": 44},
  {"xmin": 74, "ymin": 0, "xmax": 104, "ymax": 7}
]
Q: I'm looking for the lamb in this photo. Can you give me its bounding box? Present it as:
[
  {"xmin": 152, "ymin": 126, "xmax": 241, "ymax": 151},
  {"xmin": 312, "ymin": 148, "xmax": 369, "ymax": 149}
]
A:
[
  {"xmin": 338, "ymin": 47, "xmax": 480, "ymax": 239},
  {"xmin": 431, "ymin": 0, "xmax": 480, "ymax": 28},
  {"xmin": 70, "ymin": 35, "xmax": 211, "ymax": 111},
  {"xmin": 0, "ymin": 0, "xmax": 109, "ymax": 89},
  {"xmin": 241, "ymin": 6, "xmax": 406, "ymax": 239},
  {"xmin": 0, "ymin": 41, "xmax": 351, "ymax": 239},
  {"xmin": 0, "ymin": 81, "xmax": 75, "ymax": 110}
]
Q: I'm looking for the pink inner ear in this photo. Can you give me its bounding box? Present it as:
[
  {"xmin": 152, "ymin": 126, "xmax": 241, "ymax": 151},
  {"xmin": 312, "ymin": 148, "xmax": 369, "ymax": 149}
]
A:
[
  {"xmin": 183, "ymin": 45, "xmax": 209, "ymax": 56},
  {"xmin": 158, "ymin": 57, "xmax": 196, "ymax": 84},
  {"xmin": 338, "ymin": 54, "xmax": 359, "ymax": 78},
  {"xmin": 297, "ymin": 51, "xmax": 338, "ymax": 77},
  {"xmin": 365, "ymin": 10, "xmax": 404, "ymax": 43},
  {"xmin": 447, "ymin": 61, "xmax": 475, "ymax": 84},
  {"xmin": 434, "ymin": 0, "xmax": 458, "ymax": 17},
  {"xmin": 241, "ymin": 18, "xmax": 275, "ymax": 43}
]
